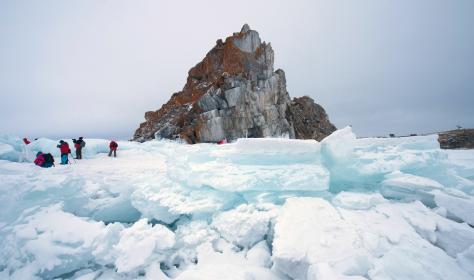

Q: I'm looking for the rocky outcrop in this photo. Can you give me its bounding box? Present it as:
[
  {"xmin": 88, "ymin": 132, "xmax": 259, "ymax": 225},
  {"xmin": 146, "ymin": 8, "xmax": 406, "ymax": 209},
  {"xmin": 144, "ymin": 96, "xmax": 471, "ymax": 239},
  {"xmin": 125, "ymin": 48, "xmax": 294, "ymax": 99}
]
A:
[
  {"xmin": 438, "ymin": 129, "xmax": 474, "ymax": 149},
  {"xmin": 133, "ymin": 24, "xmax": 336, "ymax": 143},
  {"xmin": 288, "ymin": 96, "xmax": 337, "ymax": 141}
]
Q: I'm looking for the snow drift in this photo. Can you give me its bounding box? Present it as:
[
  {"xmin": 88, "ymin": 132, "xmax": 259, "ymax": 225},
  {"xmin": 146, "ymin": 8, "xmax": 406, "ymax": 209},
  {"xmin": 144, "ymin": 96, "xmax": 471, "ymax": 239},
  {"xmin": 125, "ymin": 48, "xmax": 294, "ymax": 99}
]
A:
[{"xmin": 0, "ymin": 127, "xmax": 473, "ymax": 279}]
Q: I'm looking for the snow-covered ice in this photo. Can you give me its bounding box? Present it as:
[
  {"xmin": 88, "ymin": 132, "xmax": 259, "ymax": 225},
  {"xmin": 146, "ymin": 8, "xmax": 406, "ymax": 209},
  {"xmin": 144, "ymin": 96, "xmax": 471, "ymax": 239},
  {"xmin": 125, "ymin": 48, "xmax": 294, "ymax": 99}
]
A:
[{"xmin": 0, "ymin": 128, "xmax": 473, "ymax": 279}]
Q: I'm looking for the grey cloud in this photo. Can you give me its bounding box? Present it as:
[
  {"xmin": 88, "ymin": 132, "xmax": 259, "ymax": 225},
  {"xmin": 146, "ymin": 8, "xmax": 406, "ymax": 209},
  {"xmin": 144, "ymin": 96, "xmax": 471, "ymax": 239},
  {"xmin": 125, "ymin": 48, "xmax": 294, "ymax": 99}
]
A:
[{"xmin": 0, "ymin": 0, "xmax": 473, "ymax": 139}]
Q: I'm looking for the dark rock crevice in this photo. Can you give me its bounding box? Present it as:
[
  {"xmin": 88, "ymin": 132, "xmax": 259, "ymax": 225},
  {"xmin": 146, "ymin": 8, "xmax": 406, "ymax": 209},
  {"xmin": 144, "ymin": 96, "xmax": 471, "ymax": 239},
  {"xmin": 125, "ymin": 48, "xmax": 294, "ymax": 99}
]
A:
[{"xmin": 287, "ymin": 96, "xmax": 337, "ymax": 141}]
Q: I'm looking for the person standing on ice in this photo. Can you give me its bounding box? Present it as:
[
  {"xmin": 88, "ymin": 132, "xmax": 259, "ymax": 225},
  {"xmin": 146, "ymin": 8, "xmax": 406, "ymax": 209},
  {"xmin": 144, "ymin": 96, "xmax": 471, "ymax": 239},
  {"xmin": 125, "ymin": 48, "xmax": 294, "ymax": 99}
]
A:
[
  {"xmin": 57, "ymin": 140, "xmax": 71, "ymax": 164},
  {"xmin": 108, "ymin": 140, "xmax": 118, "ymax": 157},
  {"xmin": 72, "ymin": 137, "xmax": 85, "ymax": 159}
]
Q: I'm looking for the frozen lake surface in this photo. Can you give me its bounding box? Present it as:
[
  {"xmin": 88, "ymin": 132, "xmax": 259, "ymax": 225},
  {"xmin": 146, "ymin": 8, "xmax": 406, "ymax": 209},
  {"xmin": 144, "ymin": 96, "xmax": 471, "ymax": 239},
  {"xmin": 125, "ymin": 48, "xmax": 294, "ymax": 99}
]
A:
[{"xmin": 0, "ymin": 127, "xmax": 473, "ymax": 279}]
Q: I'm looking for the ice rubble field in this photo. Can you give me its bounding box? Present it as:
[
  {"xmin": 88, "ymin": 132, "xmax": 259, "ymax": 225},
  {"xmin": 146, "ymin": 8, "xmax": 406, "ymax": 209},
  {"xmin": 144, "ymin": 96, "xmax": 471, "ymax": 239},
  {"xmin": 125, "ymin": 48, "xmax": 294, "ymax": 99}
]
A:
[{"xmin": 1, "ymin": 127, "xmax": 474, "ymax": 280}]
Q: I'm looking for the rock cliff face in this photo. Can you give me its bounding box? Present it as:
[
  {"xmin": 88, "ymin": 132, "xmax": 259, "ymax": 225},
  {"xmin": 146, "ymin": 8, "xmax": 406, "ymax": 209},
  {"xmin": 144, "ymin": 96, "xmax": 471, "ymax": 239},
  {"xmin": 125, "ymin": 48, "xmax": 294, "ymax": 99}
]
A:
[
  {"xmin": 438, "ymin": 129, "xmax": 474, "ymax": 149},
  {"xmin": 288, "ymin": 96, "xmax": 336, "ymax": 141},
  {"xmin": 133, "ymin": 24, "xmax": 336, "ymax": 143}
]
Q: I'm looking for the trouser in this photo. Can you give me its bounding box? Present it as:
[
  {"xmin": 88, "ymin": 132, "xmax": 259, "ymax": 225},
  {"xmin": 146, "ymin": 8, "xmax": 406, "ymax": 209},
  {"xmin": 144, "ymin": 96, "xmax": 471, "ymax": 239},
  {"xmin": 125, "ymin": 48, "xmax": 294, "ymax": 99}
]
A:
[
  {"xmin": 76, "ymin": 148, "xmax": 82, "ymax": 159},
  {"xmin": 61, "ymin": 153, "xmax": 68, "ymax": 164},
  {"xmin": 42, "ymin": 162, "xmax": 53, "ymax": 168},
  {"xmin": 108, "ymin": 149, "xmax": 116, "ymax": 157}
]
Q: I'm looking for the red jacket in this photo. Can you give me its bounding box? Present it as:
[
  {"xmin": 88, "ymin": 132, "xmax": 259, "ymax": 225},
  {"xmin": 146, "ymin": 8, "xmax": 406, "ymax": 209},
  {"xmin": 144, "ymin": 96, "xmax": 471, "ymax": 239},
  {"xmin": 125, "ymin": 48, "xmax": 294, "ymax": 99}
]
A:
[
  {"xmin": 34, "ymin": 154, "xmax": 45, "ymax": 166},
  {"xmin": 23, "ymin": 138, "xmax": 31, "ymax": 145},
  {"xmin": 60, "ymin": 143, "xmax": 70, "ymax": 154},
  {"xmin": 109, "ymin": 141, "xmax": 118, "ymax": 150},
  {"xmin": 74, "ymin": 143, "xmax": 81, "ymax": 149}
]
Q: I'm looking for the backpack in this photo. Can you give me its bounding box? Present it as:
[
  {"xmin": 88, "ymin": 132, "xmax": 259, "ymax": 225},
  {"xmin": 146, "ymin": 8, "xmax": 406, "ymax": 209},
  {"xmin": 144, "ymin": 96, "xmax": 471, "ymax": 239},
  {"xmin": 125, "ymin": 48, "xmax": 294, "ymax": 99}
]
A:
[
  {"xmin": 81, "ymin": 141, "xmax": 86, "ymax": 148},
  {"xmin": 43, "ymin": 153, "xmax": 54, "ymax": 164}
]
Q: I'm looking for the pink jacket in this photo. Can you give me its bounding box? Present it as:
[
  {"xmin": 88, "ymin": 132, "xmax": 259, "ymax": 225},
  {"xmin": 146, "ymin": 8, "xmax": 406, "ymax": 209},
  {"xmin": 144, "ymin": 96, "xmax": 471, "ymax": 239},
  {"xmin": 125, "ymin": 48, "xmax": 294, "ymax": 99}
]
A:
[{"xmin": 34, "ymin": 154, "xmax": 45, "ymax": 166}]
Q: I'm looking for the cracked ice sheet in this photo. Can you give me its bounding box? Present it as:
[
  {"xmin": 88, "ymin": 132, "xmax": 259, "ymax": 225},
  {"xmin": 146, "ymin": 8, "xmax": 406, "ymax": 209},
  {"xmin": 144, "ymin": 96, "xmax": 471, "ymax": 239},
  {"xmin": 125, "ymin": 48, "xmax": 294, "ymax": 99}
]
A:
[
  {"xmin": 1, "ymin": 205, "xmax": 177, "ymax": 279},
  {"xmin": 173, "ymin": 241, "xmax": 281, "ymax": 280},
  {"xmin": 0, "ymin": 204, "xmax": 111, "ymax": 279},
  {"xmin": 167, "ymin": 138, "xmax": 330, "ymax": 192},
  {"xmin": 272, "ymin": 196, "xmax": 474, "ymax": 280},
  {"xmin": 1, "ymin": 129, "xmax": 474, "ymax": 279}
]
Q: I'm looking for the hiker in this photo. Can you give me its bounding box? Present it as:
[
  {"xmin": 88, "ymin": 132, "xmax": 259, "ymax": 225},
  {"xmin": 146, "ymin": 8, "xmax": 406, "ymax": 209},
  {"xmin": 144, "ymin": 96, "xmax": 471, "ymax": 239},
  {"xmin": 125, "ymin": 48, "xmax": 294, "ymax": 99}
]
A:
[
  {"xmin": 109, "ymin": 140, "xmax": 118, "ymax": 157},
  {"xmin": 218, "ymin": 138, "xmax": 227, "ymax": 145},
  {"xmin": 72, "ymin": 137, "xmax": 86, "ymax": 159},
  {"xmin": 23, "ymin": 138, "xmax": 31, "ymax": 145},
  {"xmin": 34, "ymin": 152, "xmax": 55, "ymax": 168},
  {"xmin": 57, "ymin": 140, "xmax": 71, "ymax": 165},
  {"xmin": 34, "ymin": 152, "xmax": 44, "ymax": 167}
]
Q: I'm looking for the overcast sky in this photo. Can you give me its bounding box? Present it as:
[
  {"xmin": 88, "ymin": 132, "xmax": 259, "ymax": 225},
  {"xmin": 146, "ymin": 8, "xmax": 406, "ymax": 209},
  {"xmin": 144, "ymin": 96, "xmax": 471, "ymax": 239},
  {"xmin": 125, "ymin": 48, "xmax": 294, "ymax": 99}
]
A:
[{"xmin": 1, "ymin": 0, "xmax": 473, "ymax": 139}]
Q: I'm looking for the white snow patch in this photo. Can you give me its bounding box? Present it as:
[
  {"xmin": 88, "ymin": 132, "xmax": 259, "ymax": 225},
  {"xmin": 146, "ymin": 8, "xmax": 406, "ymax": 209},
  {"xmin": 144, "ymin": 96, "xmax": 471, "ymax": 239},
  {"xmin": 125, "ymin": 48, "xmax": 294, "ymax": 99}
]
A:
[{"xmin": 114, "ymin": 219, "xmax": 175, "ymax": 273}]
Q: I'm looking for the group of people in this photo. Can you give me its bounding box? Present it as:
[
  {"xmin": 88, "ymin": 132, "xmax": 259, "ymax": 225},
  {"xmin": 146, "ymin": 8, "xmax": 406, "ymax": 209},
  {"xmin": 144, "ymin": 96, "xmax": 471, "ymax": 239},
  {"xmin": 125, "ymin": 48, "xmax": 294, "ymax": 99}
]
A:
[
  {"xmin": 56, "ymin": 137, "xmax": 87, "ymax": 164},
  {"xmin": 23, "ymin": 137, "xmax": 119, "ymax": 168}
]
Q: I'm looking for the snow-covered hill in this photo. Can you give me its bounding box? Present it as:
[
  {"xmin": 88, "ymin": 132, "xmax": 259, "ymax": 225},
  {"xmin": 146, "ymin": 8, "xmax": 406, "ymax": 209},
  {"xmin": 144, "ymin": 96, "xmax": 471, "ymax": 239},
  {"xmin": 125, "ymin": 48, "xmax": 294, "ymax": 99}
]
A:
[{"xmin": 0, "ymin": 127, "xmax": 473, "ymax": 279}]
